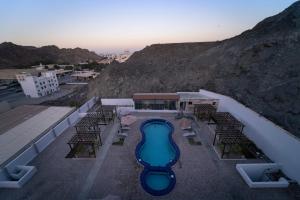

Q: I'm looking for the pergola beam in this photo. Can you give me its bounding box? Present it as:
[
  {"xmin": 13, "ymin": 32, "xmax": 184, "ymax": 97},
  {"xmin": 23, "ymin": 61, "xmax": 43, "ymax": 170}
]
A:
[{"xmin": 193, "ymin": 104, "xmax": 216, "ymax": 121}]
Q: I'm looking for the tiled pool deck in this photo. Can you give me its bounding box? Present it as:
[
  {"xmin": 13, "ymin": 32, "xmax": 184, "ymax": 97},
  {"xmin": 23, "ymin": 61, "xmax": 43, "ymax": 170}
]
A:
[{"xmin": 0, "ymin": 112, "xmax": 296, "ymax": 200}]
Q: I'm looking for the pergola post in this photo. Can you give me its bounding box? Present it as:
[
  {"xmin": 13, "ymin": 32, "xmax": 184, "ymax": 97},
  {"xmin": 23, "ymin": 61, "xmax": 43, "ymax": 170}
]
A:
[
  {"xmin": 213, "ymin": 132, "xmax": 217, "ymax": 145},
  {"xmin": 221, "ymin": 144, "xmax": 226, "ymax": 158}
]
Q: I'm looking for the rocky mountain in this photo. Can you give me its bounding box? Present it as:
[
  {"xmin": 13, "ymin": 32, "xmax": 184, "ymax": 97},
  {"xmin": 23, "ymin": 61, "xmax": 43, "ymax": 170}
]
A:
[
  {"xmin": 0, "ymin": 42, "xmax": 103, "ymax": 68},
  {"xmin": 88, "ymin": 1, "xmax": 300, "ymax": 137}
]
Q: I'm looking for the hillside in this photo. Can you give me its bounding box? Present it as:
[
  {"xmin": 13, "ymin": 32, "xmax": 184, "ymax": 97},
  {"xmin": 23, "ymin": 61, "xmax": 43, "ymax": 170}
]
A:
[
  {"xmin": 88, "ymin": 1, "xmax": 300, "ymax": 137},
  {"xmin": 0, "ymin": 42, "xmax": 103, "ymax": 68}
]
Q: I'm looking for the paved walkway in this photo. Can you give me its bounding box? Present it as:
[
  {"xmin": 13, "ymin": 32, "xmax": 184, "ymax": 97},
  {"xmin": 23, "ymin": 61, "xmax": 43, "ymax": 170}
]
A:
[{"xmin": 77, "ymin": 120, "xmax": 120, "ymax": 200}]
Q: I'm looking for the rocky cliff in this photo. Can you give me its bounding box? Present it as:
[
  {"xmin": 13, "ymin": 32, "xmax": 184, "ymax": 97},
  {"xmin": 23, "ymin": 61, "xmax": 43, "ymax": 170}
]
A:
[
  {"xmin": 89, "ymin": 2, "xmax": 300, "ymax": 137},
  {"xmin": 0, "ymin": 42, "xmax": 103, "ymax": 68}
]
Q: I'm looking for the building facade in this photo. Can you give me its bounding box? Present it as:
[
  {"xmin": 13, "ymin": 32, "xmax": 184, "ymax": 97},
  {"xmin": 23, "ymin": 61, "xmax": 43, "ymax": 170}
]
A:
[
  {"xmin": 177, "ymin": 92, "xmax": 219, "ymax": 112},
  {"xmin": 132, "ymin": 92, "xmax": 219, "ymax": 112},
  {"xmin": 16, "ymin": 71, "xmax": 59, "ymax": 98},
  {"xmin": 133, "ymin": 93, "xmax": 179, "ymax": 110},
  {"xmin": 71, "ymin": 70, "xmax": 99, "ymax": 80}
]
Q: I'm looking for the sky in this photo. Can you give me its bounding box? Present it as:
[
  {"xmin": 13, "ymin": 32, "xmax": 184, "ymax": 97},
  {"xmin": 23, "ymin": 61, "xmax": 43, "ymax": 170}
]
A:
[{"xmin": 0, "ymin": 0, "xmax": 297, "ymax": 54}]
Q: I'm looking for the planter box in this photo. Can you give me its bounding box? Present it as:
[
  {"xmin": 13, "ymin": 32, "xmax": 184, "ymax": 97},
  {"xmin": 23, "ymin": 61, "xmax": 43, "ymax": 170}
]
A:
[
  {"xmin": 0, "ymin": 166, "xmax": 37, "ymax": 188},
  {"xmin": 236, "ymin": 163, "xmax": 289, "ymax": 188}
]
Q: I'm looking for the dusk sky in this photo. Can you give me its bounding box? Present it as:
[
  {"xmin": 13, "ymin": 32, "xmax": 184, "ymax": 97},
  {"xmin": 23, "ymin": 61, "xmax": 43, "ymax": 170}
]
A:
[{"xmin": 0, "ymin": 0, "xmax": 297, "ymax": 53}]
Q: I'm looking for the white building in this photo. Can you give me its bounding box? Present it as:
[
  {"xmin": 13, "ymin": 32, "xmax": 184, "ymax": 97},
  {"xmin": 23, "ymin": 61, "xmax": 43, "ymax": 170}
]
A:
[
  {"xmin": 115, "ymin": 50, "xmax": 131, "ymax": 63},
  {"xmin": 177, "ymin": 92, "xmax": 219, "ymax": 112},
  {"xmin": 16, "ymin": 71, "xmax": 59, "ymax": 98},
  {"xmin": 71, "ymin": 70, "xmax": 99, "ymax": 80}
]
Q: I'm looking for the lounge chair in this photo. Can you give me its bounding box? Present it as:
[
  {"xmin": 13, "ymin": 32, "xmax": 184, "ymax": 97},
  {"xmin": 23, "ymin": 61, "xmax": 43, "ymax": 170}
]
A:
[
  {"xmin": 181, "ymin": 126, "xmax": 192, "ymax": 131},
  {"xmin": 118, "ymin": 132, "xmax": 128, "ymax": 138},
  {"xmin": 183, "ymin": 132, "xmax": 196, "ymax": 137},
  {"xmin": 121, "ymin": 126, "xmax": 131, "ymax": 131}
]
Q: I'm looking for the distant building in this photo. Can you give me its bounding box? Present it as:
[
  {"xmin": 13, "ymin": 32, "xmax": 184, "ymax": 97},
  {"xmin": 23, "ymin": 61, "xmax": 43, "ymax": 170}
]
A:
[
  {"xmin": 71, "ymin": 70, "xmax": 99, "ymax": 80},
  {"xmin": 133, "ymin": 93, "xmax": 179, "ymax": 110},
  {"xmin": 54, "ymin": 69, "xmax": 73, "ymax": 76},
  {"xmin": 132, "ymin": 92, "xmax": 219, "ymax": 111},
  {"xmin": 101, "ymin": 50, "xmax": 132, "ymax": 63},
  {"xmin": 115, "ymin": 50, "xmax": 131, "ymax": 63},
  {"xmin": 16, "ymin": 71, "xmax": 59, "ymax": 98},
  {"xmin": 177, "ymin": 92, "xmax": 219, "ymax": 112},
  {"xmin": 97, "ymin": 58, "xmax": 114, "ymax": 64},
  {"xmin": 78, "ymin": 62, "xmax": 89, "ymax": 65},
  {"xmin": 32, "ymin": 63, "xmax": 56, "ymax": 70},
  {"xmin": 57, "ymin": 64, "xmax": 74, "ymax": 69}
]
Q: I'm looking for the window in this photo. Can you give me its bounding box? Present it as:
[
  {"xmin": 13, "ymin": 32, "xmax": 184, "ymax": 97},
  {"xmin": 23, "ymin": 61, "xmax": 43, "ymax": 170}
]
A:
[{"xmin": 188, "ymin": 101, "xmax": 192, "ymax": 105}]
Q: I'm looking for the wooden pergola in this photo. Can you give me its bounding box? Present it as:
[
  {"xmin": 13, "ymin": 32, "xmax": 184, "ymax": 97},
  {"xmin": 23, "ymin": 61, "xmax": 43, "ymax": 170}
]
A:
[
  {"xmin": 218, "ymin": 133, "xmax": 252, "ymax": 158},
  {"xmin": 193, "ymin": 104, "xmax": 216, "ymax": 121},
  {"xmin": 71, "ymin": 115, "xmax": 102, "ymax": 156},
  {"xmin": 95, "ymin": 106, "xmax": 115, "ymax": 123},
  {"xmin": 67, "ymin": 133, "xmax": 100, "ymax": 157},
  {"xmin": 209, "ymin": 112, "xmax": 251, "ymax": 158},
  {"xmin": 213, "ymin": 129, "xmax": 241, "ymax": 145},
  {"xmin": 75, "ymin": 116, "xmax": 99, "ymax": 132},
  {"xmin": 67, "ymin": 99, "xmax": 115, "ymax": 158},
  {"xmin": 210, "ymin": 112, "xmax": 244, "ymax": 132}
]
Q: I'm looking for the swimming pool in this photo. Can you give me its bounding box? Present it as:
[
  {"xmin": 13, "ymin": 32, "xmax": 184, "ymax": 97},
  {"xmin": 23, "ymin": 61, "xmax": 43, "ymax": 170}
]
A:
[{"xmin": 135, "ymin": 119, "xmax": 180, "ymax": 196}]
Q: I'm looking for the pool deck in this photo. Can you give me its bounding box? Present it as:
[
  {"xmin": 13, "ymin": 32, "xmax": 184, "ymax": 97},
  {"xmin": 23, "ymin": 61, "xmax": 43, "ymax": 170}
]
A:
[{"xmin": 0, "ymin": 112, "xmax": 296, "ymax": 200}]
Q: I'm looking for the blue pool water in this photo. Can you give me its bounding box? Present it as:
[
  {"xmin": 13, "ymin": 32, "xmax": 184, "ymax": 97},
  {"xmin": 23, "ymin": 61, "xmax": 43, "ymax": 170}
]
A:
[
  {"xmin": 145, "ymin": 172, "xmax": 171, "ymax": 190},
  {"xmin": 140, "ymin": 123, "xmax": 176, "ymax": 166},
  {"xmin": 135, "ymin": 119, "xmax": 180, "ymax": 196}
]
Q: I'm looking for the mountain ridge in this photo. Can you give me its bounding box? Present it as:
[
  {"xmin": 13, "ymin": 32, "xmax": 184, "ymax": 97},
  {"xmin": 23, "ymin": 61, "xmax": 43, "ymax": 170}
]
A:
[
  {"xmin": 0, "ymin": 42, "xmax": 103, "ymax": 68},
  {"xmin": 88, "ymin": 1, "xmax": 300, "ymax": 136}
]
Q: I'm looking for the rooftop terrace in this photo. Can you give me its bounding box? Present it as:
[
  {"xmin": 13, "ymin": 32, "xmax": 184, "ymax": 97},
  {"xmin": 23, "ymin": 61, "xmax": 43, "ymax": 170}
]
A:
[
  {"xmin": 0, "ymin": 112, "xmax": 296, "ymax": 200},
  {"xmin": 177, "ymin": 91, "xmax": 214, "ymax": 100}
]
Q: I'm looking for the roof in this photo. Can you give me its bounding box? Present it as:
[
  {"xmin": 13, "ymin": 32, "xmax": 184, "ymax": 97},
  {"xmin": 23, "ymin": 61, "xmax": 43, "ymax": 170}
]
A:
[
  {"xmin": 101, "ymin": 98, "xmax": 134, "ymax": 106},
  {"xmin": 177, "ymin": 92, "xmax": 215, "ymax": 100},
  {"xmin": 0, "ymin": 69, "xmax": 46, "ymax": 80},
  {"xmin": 0, "ymin": 106, "xmax": 74, "ymax": 167},
  {"xmin": 211, "ymin": 112, "xmax": 244, "ymax": 127},
  {"xmin": 133, "ymin": 93, "xmax": 179, "ymax": 100},
  {"xmin": 55, "ymin": 69, "xmax": 73, "ymax": 75},
  {"xmin": 0, "ymin": 105, "xmax": 48, "ymax": 135},
  {"xmin": 194, "ymin": 104, "xmax": 217, "ymax": 111},
  {"xmin": 71, "ymin": 71, "xmax": 99, "ymax": 78}
]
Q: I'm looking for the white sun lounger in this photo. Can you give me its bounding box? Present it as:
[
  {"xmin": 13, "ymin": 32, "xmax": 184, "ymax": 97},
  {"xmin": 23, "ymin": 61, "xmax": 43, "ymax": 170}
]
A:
[
  {"xmin": 121, "ymin": 127, "xmax": 131, "ymax": 130},
  {"xmin": 181, "ymin": 127, "xmax": 192, "ymax": 131},
  {"xmin": 183, "ymin": 132, "xmax": 196, "ymax": 137},
  {"xmin": 118, "ymin": 132, "xmax": 128, "ymax": 138}
]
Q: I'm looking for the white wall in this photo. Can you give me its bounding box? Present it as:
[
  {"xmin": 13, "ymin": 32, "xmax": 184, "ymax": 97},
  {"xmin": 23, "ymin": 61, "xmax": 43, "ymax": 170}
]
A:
[
  {"xmin": 18, "ymin": 76, "xmax": 39, "ymax": 98},
  {"xmin": 199, "ymin": 89, "xmax": 300, "ymax": 184},
  {"xmin": 34, "ymin": 130, "xmax": 56, "ymax": 153},
  {"xmin": 101, "ymin": 98, "xmax": 134, "ymax": 107}
]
